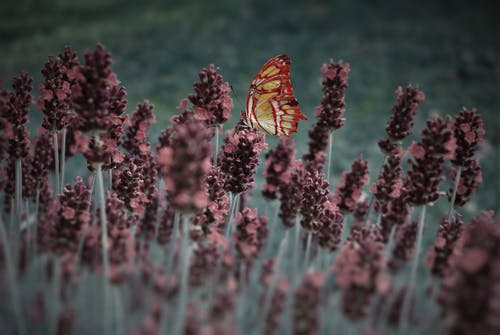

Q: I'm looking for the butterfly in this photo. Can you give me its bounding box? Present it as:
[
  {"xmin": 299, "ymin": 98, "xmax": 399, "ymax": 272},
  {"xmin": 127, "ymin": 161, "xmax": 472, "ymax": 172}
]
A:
[{"xmin": 242, "ymin": 54, "xmax": 307, "ymax": 136}]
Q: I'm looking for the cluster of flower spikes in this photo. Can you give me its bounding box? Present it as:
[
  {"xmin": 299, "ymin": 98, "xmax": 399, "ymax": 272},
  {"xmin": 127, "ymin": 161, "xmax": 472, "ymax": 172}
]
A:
[
  {"xmin": 279, "ymin": 160, "xmax": 306, "ymax": 228},
  {"xmin": 157, "ymin": 113, "xmax": 212, "ymax": 213},
  {"xmin": 39, "ymin": 46, "xmax": 81, "ymax": 131},
  {"xmin": 300, "ymin": 169, "xmax": 329, "ymax": 232},
  {"xmin": 189, "ymin": 241, "xmax": 219, "ymax": 287},
  {"xmin": 207, "ymin": 287, "xmax": 239, "ymax": 334},
  {"xmin": 303, "ymin": 59, "xmax": 349, "ymax": 171},
  {"xmin": 50, "ymin": 177, "xmax": 91, "ymax": 255},
  {"xmin": 260, "ymin": 259, "xmax": 290, "ymax": 335},
  {"xmin": 451, "ymin": 107, "xmax": 485, "ymax": 167},
  {"xmin": 156, "ymin": 203, "xmax": 175, "ymax": 246},
  {"xmin": 71, "ymin": 44, "xmax": 127, "ymax": 170},
  {"xmin": 388, "ymin": 220, "xmax": 418, "ymax": 273},
  {"xmin": 193, "ymin": 166, "xmax": 229, "ymax": 237},
  {"xmin": 31, "ymin": 130, "xmax": 54, "ymax": 213},
  {"xmin": 233, "ymin": 207, "xmax": 268, "ymax": 272},
  {"xmin": 333, "ymin": 225, "xmax": 390, "ymax": 321},
  {"xmin": 218, "ymin": 120, "xmax": 267, "ymax": 195},
  {"xmin": 0, "ymin": 111, "xmax": 10, "ymax": 192},
  {"xmin": 405, "ymin": 116, "xmax": 456, "ymax": 206},
  {"xmin": 156, "ymin": 62, "xmax": 233, "ymax": 235},
  {"xmin": 112, "ymin": 158, "xmax": 148, "ymax": 219},
  {"xmin": 378, "ymin": 85, "xmax": 425, "ymax": 151},
  {"xmin": 448, "ymin": 108, "xmax": 485, "ymax": 207},
  {"xmin": 293, "ymin": 270, "xmax": 326, "ymax": 335},
  {"xmin": 372, "ymin": 154, "xmax": 408, "ymax": 241},
  {"xmin": 120, "ymin": 100, "xmax": 159, "ymax": 237},
  {"xmin": 262, "ymin": 136, "xmax": 296, "ymax": 200},
  {"xmin": 187, "ymin": 63, "xmax": 233, "ymax": 128},
  {"xmin": 1, "ymin": 73, "xmax": 36, "ymax": 210},
  {"xmin": 371, "ymin": 154, "xmax": 404, "ymax": 213},
  {"xmin": 262, "ymin": 278, "xmax": 289, "ymax": 335},
  {"xmin": 439, "ymin": 211, "xmax": 500, "ymax": 335},
  {"xmin": 97, "ymin": 192, "xmax": 136, "ymax": 283},
  {"xmin": 332, "ymin": 155, "xmax": 369, "ymax": 213},
  {"xmin": 317, "ymin": 200, "xmax": 344, "ymax": 252},
  {"xmin": 373, "ymin": 85, "xmax": 424, "ymax": 238},
  {"xmin": 425, "ymin": 215, "xmax": 464, "ymax": 278}
]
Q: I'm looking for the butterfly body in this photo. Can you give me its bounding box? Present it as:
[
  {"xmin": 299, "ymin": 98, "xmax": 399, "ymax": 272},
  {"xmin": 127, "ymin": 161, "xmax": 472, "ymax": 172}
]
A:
[{"xmin": 243, "ymin": 54, "xmax": 307, "ymax": 136}]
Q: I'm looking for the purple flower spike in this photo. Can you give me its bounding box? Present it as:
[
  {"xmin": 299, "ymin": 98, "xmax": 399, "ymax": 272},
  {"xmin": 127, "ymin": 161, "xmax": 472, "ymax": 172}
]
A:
[
  {"xmin": 262, "ymin": 136, "xmax": 296, "ymax": 200},
  {"xmin": 157, "ymin": 115, "xmax": 211, "ymax": 212},
  {"xmin": 448, "ymin": 158, "xmax": 482, "ymax": 207},
  {"xmin": 188, "ymin": 64, "xmax": 233, "ymax": 127},
  {"xmin": 334, "ymin": 227, "xmax": 389, "ymax": 320},
  {"xmin": 384, "ymin": 85, "xmax": 425, "ymax": 142},
  {"xmin": 39, "ymin": 46, "xmax": 81, "ymax": 131},
  {"xmin": 317, "ymin": 200, "xmax": 344, "ymax": 251},
  {"xmin": 122, "ymin": 100, "xmax": 156, "ymax": 156},
  {"xmin": 439, "ymin": 211, "xmax": 499, "ymax": 335},
  {"xmin": 371, "ymin": 154, "xmax": 403, "ymax": 212},
  {"xmin": 194, "ymin": 166, "xmax": 230, "ymax": 235},
  {"xmin": 303, "ymin": 59, "xmax": 349, "ymax": 171},
  {"xmin": 388, "ymin": 221, "xmax": 418, "ymax": 273},
  {"xmin": 31, "ymin": 130, "xmax": 55, "ymax": 211},
  {"xmin": 293, "ymin": 271, "xmax": 325, "ymax": 335},
  {"xmin": 233, "ymin": 207, "xmax": 268, "ymax": 267},
  {"xmin": 218, "ymin": 123, "xmax": 267, "ymax": 194},
  {"xmin": 51, "ymin": 177, "xmax": 91, "ymax": 254},
  {"xmin": 451, "ymin": 107, "xmax": 485, "ymax": 166},
  {"xmin": 3, "ymin": 72, "xmax": 33, "ymax": 160},
  {"xmin": 425, "ymin": 215, "xmax": 464, "ymax": 278},
  {"xmin": 279, "ymin": 160, "xmax": 306, "ymax": 228},
  {"xmin": 406, "ymin": 117, "xmax": 456, "ymax": 206},
  {"xmin": 300, "ymin": 170, "xmax": 329, "ymax": 232},
  {"xmin": 333, "ymin": 156, "xmax": 369, "ymax": 213},
  {"xmin": 72, "ymin": 44, "xmax": 127, "ymax": 170}
]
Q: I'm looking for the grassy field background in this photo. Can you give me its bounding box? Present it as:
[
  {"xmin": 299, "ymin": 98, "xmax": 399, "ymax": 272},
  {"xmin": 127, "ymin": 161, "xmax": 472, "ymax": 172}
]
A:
[{"xmin": 1, "ymin": 0, "xmax": 498, "ymax": 218}]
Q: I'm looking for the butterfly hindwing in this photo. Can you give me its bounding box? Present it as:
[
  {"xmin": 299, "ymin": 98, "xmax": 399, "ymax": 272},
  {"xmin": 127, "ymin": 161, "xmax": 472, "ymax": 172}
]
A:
[{"xmin": 245, "ymin": 54, "xmax": 306, "ymax": 136}]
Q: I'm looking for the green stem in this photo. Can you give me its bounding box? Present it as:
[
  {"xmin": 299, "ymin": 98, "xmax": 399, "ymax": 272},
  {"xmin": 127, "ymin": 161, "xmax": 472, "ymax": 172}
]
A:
[
  {"xmin": 259, "ymin": 230, "xmax": 289, "ymax": 335},
  {"xmin": 326, "ymin": 131, "xmax": 333, "ymax": 183},
  {"xmin": 96, "ymin": 163, "xmax": 110, "ymax": 332},
  {"xmin": 165, "ymin": 212, "xmax": 180, "ymax": 274},
  {"xmin": 214, "ymin": 124, "xmax": 221, "ymax": 166},
  {"xmin": 60, "ymin": 127, "xmax": 67, "ymax": 194},
  {"xmin": 206, "ymin": 193, "xmax": 240, "ymax": 315},
  {"xmin": 364, "ymin": 155, "xmax": 389, "ymax": 225},
  {"xmin": 34, "ymin": 186, "xmax": 40, "ymax": 256},
  {"xmin": 96, "ymin": 164, "xmax": 109, "ymax": 276},
  {"xmin": 172, "ymin": 214, "xmax": 192, "ymax": 335},
  {"xmin": 447, "ymin": 166, "xmax": 462, "ymax": 221},
  {"xmin": 304, "ymin": 231, "xmax": 313, "ymax": 269},
  {"xmin": 10, "ymin": 197, "xmax": 14, "ymax": 234},
  {"xmin": 14, "ymin": 159, "xmax": 22, "ymax": 264},
  {"xmin": 109, "ymin": 169, "xmax": 113, "ymax": 191},
  {"xmin": 113, "ymin": 287, "xmax": 124, "ymax": 335},
  {"xmin": 263, "ymin": 200, "xmax": 280, "ymax": 257},
  {"xmin": 53, "ymin": 131, "xmax": 60, "ymax": 197},
  {"xmin": 224, "ymin": 193, "xmax": 240, "ymax": 240},
  {"xmin": 399, "ymin": 205, "xmax": 426, "ymax": 334},
  {"xmin": 15, "ymin": 158, "xmax": 22, "ymax": 224},
  {"xmin": 292, "ymin": 217, "xmax": 301, "ymax": 286},
  {"xmin": 0, "ymin": 216, "xmax": 27, "ymax": 335}
]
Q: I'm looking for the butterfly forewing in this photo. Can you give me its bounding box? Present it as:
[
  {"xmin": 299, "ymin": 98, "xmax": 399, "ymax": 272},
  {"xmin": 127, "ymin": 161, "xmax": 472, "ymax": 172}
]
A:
[{"xmin": 245, "ymin": 54, "xmax": 307, "ymax": 136}]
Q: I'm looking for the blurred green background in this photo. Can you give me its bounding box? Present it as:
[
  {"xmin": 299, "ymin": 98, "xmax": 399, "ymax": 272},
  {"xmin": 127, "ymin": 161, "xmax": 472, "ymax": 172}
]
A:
[{"xmin": 1, "ymin": 0, "xmax": 498, "ymax": 217}]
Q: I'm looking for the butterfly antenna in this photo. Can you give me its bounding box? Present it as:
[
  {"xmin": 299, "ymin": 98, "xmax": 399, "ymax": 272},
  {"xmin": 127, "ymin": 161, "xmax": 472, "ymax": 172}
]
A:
[{"xmin": 230, "ymin": 85, "xmax": 245, "ymax": 112}]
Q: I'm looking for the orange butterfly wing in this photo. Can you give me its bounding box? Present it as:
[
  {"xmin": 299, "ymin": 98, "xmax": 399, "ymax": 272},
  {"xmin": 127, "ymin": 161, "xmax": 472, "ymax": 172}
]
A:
[{"xmin": 244, "ymin": 54, "xmax": 307, "ymax": 136}]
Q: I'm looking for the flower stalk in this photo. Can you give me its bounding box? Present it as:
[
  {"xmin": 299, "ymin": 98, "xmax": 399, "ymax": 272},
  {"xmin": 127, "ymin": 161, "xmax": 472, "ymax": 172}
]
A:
[
  {"xmin": 447, "ymin": 166, "xmax": 462, "ymax": 221},
  {"xmin": 60, "ymin": 127, "xmax": 67, "ymax": 194},
  {"xmin": 399, "ymin": 205, "xmax": 426, "ymax": 334}
]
